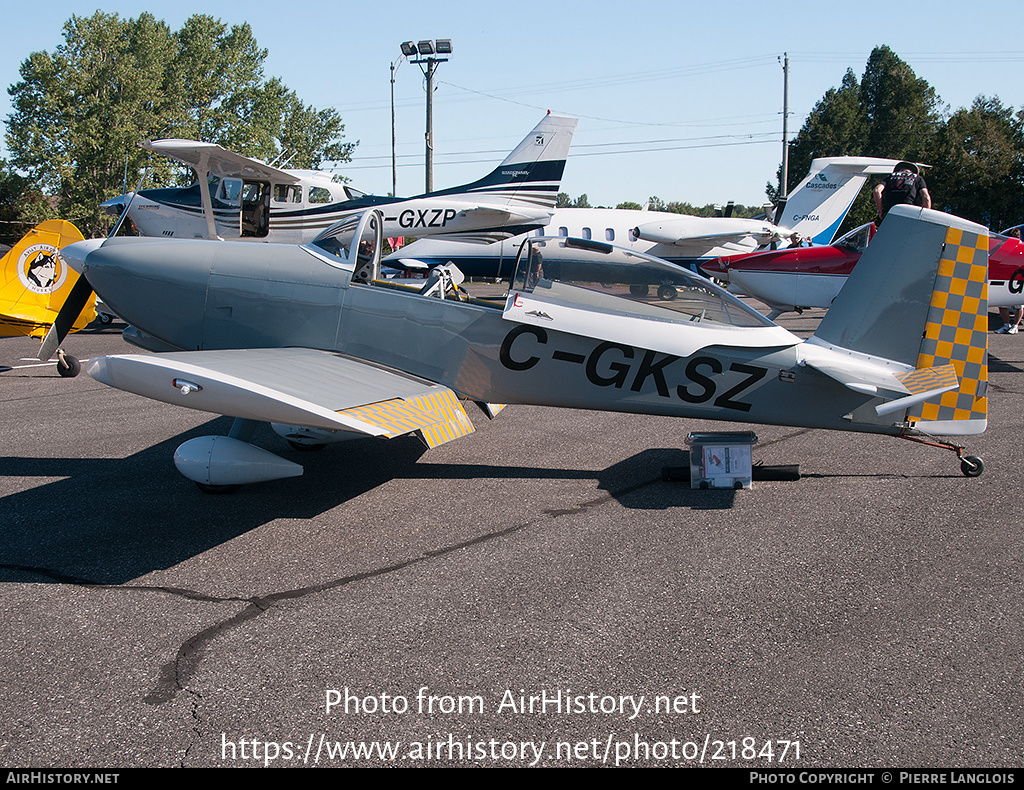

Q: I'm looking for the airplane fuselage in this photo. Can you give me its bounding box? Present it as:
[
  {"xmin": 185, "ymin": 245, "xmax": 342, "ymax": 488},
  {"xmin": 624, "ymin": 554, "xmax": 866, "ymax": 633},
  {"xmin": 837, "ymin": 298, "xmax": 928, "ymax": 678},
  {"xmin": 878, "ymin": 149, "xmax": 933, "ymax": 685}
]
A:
[
  {"xmin": 125, "ymin": 185, "xmax": 548, "ymax": 245},
  {"xmin": 704, "ymin": 231, "xmax": 1024, "ymax": 312},
  {"xmin": 388, "ymin": 208, "xmax": 770, "ymax": 279},
  {"xmin": 82, "ymin": 236, "xmax": 909, "ymax": 437}
]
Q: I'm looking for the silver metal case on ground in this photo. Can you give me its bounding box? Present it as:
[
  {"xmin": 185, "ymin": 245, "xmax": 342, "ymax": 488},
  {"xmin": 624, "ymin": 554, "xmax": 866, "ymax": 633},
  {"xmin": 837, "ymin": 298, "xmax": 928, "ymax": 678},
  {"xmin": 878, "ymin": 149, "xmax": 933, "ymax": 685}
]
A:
[{"xmin": 686, "ymin": 431, "xmax": 758, "ymax": 489}]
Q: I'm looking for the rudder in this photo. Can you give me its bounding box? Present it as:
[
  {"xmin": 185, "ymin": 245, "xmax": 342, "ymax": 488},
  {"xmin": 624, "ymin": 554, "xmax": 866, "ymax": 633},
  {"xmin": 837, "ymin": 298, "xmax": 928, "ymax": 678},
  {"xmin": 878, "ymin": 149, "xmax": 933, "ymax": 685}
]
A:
[
  {"xmin": 811, "ymin": 205, "xmax": 988, "ymax": 436},
  {"xmin": 0, "ymin": 219, "xmax": 93, "ymax": 337},
  {"xmin": 905, "ymin": 222, "xmax": 989, "ymax": 434}
]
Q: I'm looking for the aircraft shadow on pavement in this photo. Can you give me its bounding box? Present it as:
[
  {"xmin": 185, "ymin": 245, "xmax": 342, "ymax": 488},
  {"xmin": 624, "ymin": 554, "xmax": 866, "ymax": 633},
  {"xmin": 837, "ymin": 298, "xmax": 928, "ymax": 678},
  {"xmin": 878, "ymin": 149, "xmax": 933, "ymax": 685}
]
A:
[
  {"xmin": 988, "ymin": 353, "xmax": 1024, "ymax": 375},
  {"xmin": 0, "ymin": 412, "xmax": 759, "ymax": 585}
]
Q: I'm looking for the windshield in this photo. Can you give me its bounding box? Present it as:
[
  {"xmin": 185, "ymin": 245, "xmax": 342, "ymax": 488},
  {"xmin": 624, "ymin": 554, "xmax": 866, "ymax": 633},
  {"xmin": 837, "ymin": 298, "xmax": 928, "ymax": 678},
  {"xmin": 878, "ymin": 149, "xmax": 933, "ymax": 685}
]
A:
[
  {"xmin": 835, "ymin": 222, "xmax": 874, "ymax": 253},
  {"xmin": 308, "ymin": 211, "xmax": 382, "ymax": 279},
  {"xmin": 511, "ymin": 237, "xmax": 774, "ymax": 328},
  {"xmin": 310, "ymin": 214, "xmax": 361, "ymax": 259}
]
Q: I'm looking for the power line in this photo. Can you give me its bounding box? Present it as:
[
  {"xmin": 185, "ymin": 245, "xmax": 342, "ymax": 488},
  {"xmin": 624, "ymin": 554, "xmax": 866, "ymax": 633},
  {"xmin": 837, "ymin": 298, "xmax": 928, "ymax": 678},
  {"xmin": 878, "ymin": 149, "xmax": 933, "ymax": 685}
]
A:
[{"xmin": 330, "ymin": 136, "xmax": 776, "ymax": 173}]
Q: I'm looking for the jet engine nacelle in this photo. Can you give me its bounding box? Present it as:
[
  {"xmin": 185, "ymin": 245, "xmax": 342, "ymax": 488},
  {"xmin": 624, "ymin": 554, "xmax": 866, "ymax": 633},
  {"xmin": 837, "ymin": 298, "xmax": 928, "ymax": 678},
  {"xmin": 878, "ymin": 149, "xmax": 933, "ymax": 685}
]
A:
[
  {"xmin": 174, "ymin": 436, "xmax": 303, "ymax": 486},
  {"xmin": 632, "ymin": 217, "xmax": 778, "ymax": 247}
]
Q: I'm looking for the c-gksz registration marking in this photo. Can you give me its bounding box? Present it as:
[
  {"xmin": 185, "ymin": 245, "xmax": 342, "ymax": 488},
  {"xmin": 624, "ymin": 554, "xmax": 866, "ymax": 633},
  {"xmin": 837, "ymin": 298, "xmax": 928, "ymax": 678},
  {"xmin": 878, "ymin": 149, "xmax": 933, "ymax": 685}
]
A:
[{"xmin": 499, "ymin": 325, "xmax": 768, "ymax": 412}]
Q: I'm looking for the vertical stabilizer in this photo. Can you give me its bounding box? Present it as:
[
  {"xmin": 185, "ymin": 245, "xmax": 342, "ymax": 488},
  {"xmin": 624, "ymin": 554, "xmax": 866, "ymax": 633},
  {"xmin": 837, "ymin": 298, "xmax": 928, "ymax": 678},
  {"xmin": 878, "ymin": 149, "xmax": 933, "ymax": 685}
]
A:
[
  {"xmin": 0, "ymin": 220, "xmax": 92, "ymax": 338},
  {"xmin": 905, "ymin": 221, "xmax": 989, "ymax": 434},
  {"xmin": 429, "ymin": 113, "xmax": 578, "ymax": 210},
  {"xmin": 811, "ymin": 205, "xmax": 988, "ymax": 435},
  {"xmin": 780, "ymin": 157, "xmax": 913, "ymax": 244}
]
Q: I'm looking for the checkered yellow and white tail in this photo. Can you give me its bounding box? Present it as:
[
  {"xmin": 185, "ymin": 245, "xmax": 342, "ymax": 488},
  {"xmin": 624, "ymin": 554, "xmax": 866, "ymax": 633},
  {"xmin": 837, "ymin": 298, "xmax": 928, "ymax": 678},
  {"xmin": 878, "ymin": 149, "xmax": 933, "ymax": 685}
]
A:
[
  {"xmin": 812, "ymin": 205, "xmax": 989, "ymax": 436},
  {"xmin": 905, "ymin": 224, "xmax": 988, "ymax": 434}
]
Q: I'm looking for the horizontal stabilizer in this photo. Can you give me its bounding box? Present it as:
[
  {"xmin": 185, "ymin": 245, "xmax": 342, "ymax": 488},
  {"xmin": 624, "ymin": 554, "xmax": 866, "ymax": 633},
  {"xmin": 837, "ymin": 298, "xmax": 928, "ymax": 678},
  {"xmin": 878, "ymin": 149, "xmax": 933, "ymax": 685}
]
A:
[
  {"xmin": 780, "ymin": 156, "xmax": 915, "ymax": 244},
  {"xmin": 800, "ymin": 353, "xmax": 912, "ymax": 397},
  {"xmin": 455, "ymin": 205, "xmax": 550, "ymax": 225},
  {"xmin": 811, "ymin": 205, "xmax": 988, "ymax": 435}
]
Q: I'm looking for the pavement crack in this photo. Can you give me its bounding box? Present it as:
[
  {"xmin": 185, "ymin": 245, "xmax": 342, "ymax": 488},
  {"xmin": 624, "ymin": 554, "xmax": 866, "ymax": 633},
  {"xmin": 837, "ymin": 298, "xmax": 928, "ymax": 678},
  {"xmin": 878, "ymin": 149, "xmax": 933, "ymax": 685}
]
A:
[{"xmin": 142, "ymin": 475, "xmax": 655, "ymax": 707}]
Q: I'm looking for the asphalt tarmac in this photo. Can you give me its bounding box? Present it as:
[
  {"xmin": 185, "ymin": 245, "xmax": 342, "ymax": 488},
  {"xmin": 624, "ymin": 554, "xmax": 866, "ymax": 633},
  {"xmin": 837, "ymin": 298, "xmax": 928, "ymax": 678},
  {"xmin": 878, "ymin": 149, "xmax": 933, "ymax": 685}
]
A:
[{"xmin": 1, "ymin": 312, "xmax": 1023, "ymax": 768}]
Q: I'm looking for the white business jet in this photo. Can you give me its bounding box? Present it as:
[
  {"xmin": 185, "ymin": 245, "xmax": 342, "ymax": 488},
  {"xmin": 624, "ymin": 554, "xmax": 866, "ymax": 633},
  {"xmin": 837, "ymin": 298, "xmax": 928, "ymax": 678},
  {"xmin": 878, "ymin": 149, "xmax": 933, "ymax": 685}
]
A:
[{"xmin": 387, "ymin": 157, "xmax": 906, "ymax": 279}]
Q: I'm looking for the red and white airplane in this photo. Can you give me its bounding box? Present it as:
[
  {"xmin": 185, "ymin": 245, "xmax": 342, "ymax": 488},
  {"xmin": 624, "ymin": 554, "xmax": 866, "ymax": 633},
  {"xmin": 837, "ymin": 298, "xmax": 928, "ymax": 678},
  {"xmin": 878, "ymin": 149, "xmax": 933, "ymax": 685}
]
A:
[{"xmin": 702, "ymin": 220, "xmax": 1024, "ymax": 318}]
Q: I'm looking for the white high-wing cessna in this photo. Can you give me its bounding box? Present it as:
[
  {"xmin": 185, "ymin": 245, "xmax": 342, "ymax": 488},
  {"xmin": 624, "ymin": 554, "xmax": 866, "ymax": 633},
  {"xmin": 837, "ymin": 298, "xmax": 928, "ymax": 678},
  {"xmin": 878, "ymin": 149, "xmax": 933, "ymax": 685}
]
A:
[
  {"xmin": 387, "ymin": 157, "xmax": 907, "ymax": 279},
  {"xmin": 55, "ymin": 203, "xmax": 989, "ymax": 491},
  {"xmin": 100, "ymin": 113, "xmax": 577, "ymax": 244}
]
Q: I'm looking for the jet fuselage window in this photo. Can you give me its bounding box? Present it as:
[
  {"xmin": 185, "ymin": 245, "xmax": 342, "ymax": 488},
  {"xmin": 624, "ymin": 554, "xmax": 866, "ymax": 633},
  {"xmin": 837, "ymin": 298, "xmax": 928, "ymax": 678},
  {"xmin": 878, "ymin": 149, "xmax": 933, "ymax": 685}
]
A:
[{"xmin": 605, "ymin": 228, "xmax": 615, "ymax": 241}]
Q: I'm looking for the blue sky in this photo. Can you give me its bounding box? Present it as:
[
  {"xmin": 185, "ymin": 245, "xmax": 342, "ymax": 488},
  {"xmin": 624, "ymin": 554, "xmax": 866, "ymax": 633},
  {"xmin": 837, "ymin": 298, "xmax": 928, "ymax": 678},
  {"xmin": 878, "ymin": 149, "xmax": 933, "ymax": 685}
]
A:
[{"xmin": 2, "ymin": 0, "xmax": 1023, "ymax": 207}]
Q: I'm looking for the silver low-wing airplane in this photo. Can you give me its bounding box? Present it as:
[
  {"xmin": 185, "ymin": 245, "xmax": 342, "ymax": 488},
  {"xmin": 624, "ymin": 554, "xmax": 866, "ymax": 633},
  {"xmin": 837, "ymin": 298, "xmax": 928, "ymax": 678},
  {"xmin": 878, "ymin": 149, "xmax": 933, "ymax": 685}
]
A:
[
  {"xmin": 385, "ymin": 156, "xmax": 908, "ymax": 278},
  {"xmin": 101, "ymin": 113, "xmax": 577, "ymax": 243},
  {"xmin": 61, "ymin": 203, "xmax": 989, "ymax": 490}
]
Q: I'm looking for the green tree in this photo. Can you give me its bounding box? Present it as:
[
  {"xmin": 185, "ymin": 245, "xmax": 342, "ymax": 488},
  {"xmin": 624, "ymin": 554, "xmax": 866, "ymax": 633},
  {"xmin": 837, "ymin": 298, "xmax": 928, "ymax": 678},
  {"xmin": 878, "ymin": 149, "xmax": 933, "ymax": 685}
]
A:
[
  {"xmin": 929, "ymin": 97, "xmax": 1024, "ymax": 230},
  {"xmin": 778, "ymin": 46, "xmax": 944, "ymax": 233},
  {"xmin": 860, "ymin": 45, "xmax": 942, "ymax": 162},
  {"xmin": 555, "ymin": 192, "xmax": 591, "ymax": 209},
  {"xmin": 0, "ymin": 159, "xmax": 52, "ymax": 245},
  {"xmin": 5, "ymin": 12, "xmax": 353, "ymax": 235}
]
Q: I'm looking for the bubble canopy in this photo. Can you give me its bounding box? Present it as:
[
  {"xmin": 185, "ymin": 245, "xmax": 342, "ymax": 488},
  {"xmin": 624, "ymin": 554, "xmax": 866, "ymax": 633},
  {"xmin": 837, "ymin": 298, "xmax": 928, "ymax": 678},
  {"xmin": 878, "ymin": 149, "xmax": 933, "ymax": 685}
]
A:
[{"xmin": 510, "ymin": 236, "xmax": 776, "ymax": 329}]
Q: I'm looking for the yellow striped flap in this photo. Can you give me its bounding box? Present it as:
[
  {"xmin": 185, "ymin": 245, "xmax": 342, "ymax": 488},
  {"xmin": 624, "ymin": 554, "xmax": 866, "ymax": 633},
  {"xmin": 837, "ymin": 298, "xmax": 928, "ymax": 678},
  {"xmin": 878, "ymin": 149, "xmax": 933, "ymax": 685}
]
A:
[
  {"xmin": 895, "ymin": 364, "xmax": 959, "ymax": 395},
  {"xmin": 340, "ymin": 389, "xmax": 475, "ymax": 448}
]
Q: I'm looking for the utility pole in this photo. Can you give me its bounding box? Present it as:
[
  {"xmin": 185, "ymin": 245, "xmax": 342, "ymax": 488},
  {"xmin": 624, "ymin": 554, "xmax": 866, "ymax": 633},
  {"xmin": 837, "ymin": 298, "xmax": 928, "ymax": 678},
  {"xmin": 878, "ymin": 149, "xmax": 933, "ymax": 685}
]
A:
[
  {"xmin": 423, "ymin": 56, "xmax": 436, "ymax": 193},
  {"xmin": 781, "ymin": 53, "xmax": 790, "ymax": 199},
  {"xmin": 401, "ymin": 39, "xmax": 452, "ymax": 194},
  {"xmin": 390, "ymin": 54, "xmax": 407, "ymax": 197}
]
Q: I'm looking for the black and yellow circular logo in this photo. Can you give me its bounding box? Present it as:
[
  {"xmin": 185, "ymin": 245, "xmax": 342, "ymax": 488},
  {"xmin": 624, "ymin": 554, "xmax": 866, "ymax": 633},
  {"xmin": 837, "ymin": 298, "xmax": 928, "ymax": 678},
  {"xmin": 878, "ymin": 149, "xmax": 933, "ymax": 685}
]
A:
[{"xmin": 17, "ymin": 243, "xmax": 68, "ymax": 295}]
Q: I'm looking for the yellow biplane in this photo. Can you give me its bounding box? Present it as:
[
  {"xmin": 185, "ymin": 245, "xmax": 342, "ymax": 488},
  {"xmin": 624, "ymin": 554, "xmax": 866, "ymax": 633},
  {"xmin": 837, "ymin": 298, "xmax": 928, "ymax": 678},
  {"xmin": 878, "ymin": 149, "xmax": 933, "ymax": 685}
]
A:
[{"xmin": 0, "ymin": 219, "xmax": 95, "ymax": 339}]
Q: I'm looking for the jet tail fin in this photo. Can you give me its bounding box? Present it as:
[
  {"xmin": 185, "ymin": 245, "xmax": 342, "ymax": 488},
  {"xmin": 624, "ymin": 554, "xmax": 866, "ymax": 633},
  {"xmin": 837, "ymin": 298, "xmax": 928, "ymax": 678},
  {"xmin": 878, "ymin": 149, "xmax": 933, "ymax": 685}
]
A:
[
  {"xmin": 779, "ymin": 156, "xmax": 913, "ymax": 245},
  {"xmin": 0, "ymin": 220, "xmax": 93, "ymax": 338},
  {"xmin": 810, "ymin": 205, "xmax": 988, "ymax": 435},
  {"xmin": 427, "ymin": 113, "xmax": 577, "ymax": 211}
]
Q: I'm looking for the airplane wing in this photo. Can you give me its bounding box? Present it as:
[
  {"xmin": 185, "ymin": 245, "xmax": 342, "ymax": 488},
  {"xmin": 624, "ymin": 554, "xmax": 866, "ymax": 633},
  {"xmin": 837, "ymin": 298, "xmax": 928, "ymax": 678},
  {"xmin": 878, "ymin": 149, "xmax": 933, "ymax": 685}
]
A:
[
  {"xmin": 142, "ymin": 139, "xmax": 301, "ymax": 184},
  {"xmin": 85, "ymin": 347, "xmax": 475, "ymax": 448},
  {"xmin": 660, "ymin": 230, "xmax": 774, "ymax": 247}
]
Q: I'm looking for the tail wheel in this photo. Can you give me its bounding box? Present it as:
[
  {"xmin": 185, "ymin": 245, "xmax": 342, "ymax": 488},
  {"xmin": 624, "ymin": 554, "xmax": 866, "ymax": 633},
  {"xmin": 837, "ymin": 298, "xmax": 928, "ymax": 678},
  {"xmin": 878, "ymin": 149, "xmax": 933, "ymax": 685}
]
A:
[{"xmin": 960, "ymin": 455, "xmax": 984, "ymax": 477}]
